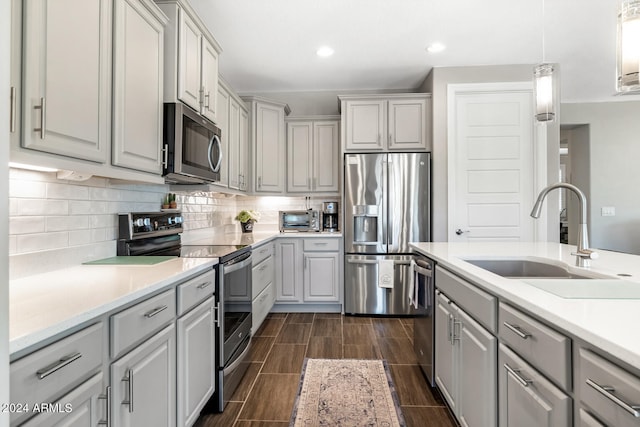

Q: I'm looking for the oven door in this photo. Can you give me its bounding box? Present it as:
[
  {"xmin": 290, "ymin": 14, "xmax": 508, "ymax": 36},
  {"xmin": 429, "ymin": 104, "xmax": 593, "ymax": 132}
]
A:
[{"xmin": 220, "ymin": 252, "xmax": 252, "ymax": 366}]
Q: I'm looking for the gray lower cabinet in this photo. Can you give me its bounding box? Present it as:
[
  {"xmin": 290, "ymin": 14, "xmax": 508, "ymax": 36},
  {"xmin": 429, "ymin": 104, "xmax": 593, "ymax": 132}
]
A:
[
  {"xmin": 275, "ymin": 239, "xmax": 303, "ymax": 303},
  {"xmin": 577, "ymin": 348, "xmax": 640, "ymax": 427},
  {"xmin": 110, "ymin": 323, "xmax": 176, "ymax": 427},
  {"xmin": 177, "ymin": 297, "xmax": 216, "ymax": 427},
  {"xmin": 20, "ymin": 372, "xmax": 104, "ymax": 427},
  {"xmin": 498, "ymin": 343, "xmax": 571, "ymax": 427},
  {"xmin": 435, "ymin": 290, "xmax": 497, "ymax": 427}
]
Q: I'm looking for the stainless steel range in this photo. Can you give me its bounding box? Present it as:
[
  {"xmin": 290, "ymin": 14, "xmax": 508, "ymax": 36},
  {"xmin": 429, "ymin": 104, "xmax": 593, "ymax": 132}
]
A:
[{"xmin": 117, "ymin": 211, "xmax": 252, "ymax": 412}]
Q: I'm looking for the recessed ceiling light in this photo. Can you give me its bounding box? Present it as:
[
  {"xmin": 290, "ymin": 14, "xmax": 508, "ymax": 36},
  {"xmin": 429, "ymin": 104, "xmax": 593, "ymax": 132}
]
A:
[
  {"xmin": 426, "ymin": 43, "xmax": 446, "ymax": 53},
  {"xmin": 316, "ymin": 46, "xmax": 334, "ymax": 57}
]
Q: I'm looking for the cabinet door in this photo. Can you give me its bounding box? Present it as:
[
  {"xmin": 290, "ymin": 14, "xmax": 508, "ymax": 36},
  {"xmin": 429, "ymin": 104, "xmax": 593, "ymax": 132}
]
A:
[
  {"xmin": 201, "ymin": 37, "xmax": 219, "ymax": 122},
  {"xmin": 287, "ymin": 121, "xmax": 313, "ymax": 193},
  {"xmin": 313, "ymin": 121, "xmax": 340, "ymax": 193},
  {"xmin": 435, "ymin": 291, "xmax": 457, "ymax": 413},
  {"xmin": 20, "ymin": 372, "xmax": 105, "ymax": 427},
  {"xmin": 255, "ymin": 102, "xmax": 286, "ymax": 193},
  {"xmin": 498, "ymin": 343, "xmax": 572, "ymax": 427},
  {"xmin": 388, "ymin": 98, "xmax": 428, "ymax": 150},
  {"xmin": 344, "ymin": 100, "xmax": 385, "ymax": 151},
  {"xmin": 22, "ymin": 0, "xmax": 111, "ymax": 163},
  {"xmin": 215, "ymin": 85, "xmax": 230, "ymax": 187},
  {"xmin": 177, "ymin": 298, "xmax": 215, "ymax": 427},
  {"xmin": 303, "ymin": 252, "xmax": 339, "ymax": 302},
  {"xmin": 228, "ymin": 98, "xmax": 241, "ymax": 190},
  {"xmin": 178, "ymin": 10, "xmax": 201, "ymax": 112},
  {"xmin": 112, "ymin": 0, "xmax": 164, "ymax": 174},
  {"xmin": 457, "ymin": 305, "xmax": 497, "ymax": 427},
  {"xmin": 275, "ymin": 240, "xmax": 302, "ymax": 302},
  {"xmin": 239, "ymin": 107, "xmax": 250, "ymax": 191},
  {"xmin": 111, "ymin": 324, "xmax": 176, "ymax": 427}
]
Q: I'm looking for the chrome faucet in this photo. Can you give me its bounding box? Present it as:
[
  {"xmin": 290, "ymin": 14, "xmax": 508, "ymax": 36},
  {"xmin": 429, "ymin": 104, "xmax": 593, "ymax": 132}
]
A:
[{"xmin": 530, "ymin": 182, "xmax": 598, "ymax": 267}]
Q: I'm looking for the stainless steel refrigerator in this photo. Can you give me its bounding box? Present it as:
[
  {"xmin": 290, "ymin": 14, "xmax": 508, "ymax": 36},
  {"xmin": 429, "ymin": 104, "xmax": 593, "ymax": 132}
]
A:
[{"xmin": 344, "ymin": 152, "xmax": 431, "ymax": 315}]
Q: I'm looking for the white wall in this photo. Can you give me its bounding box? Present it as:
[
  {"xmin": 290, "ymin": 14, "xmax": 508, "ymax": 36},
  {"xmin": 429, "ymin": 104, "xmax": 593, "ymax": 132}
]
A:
[
  {"xmin": 562, "ymin": 101, "xmax": 640, "ymax": 254},
  {"xmin": 1, "ymin": 0, "xmax": 11, "ymax": 419},
  {"xmin": 418, "ymin": 65, "xmax": 559, "ymax": 242}
]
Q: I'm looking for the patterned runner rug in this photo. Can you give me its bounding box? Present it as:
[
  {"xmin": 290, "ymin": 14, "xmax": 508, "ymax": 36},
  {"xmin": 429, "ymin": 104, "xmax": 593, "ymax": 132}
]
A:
[{"xmin": 290, "ymin": 358, "xmax": 406, "ymax": 427}]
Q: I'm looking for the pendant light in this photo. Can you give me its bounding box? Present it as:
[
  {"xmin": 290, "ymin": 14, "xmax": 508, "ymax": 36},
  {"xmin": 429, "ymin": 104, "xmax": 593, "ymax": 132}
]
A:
[
  {"xmin": 617, "ymin": 1, "xmax": 640, "ymax": 93},
  {"xmin": 534, "ymin": 0, "xmax": 555, "ymax": 122}
]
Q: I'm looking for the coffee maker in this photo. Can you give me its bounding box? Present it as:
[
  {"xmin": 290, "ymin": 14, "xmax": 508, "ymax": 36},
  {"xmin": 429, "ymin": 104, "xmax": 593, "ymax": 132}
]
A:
[{"xmin": 322, "ymin": 202, "xmax": 339, "ymax": 232}]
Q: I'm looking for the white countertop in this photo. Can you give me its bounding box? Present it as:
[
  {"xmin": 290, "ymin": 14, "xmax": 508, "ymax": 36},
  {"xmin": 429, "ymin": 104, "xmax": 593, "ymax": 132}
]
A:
[
  {"xmin": 9, "ymin": 257, "xmax": 217, "ymax": 359},
  {"xmin": 409, "ymin": 242, "xmax": 640, "ymax": 370},
  {"xmin": 9, "ymin": 229, "xmax": 343, "ymax": 359}
]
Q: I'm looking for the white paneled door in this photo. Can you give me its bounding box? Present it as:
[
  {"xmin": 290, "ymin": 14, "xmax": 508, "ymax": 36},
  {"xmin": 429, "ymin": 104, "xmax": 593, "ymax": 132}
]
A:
[{"xmin": 448, "ymin": 82, "xmax": 537, "ymax": 242}]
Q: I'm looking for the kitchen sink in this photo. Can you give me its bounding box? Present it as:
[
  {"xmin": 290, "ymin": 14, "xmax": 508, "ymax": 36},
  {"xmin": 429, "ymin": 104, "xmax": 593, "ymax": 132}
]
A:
[{"xmin": 463, "ymin": 258, "xmax": 596, "ymax": 279}]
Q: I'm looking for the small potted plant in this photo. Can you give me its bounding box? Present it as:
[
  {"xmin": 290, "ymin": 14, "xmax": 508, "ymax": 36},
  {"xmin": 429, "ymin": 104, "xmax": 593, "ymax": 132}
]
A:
[
  {"xmin": 162, "ymin": 194, "xmax": 171, "ymax": 210},
  {"xmin": 235, "ymin": 210, "xmax": 259, "ymax": 233},
  {"xmin": 169, "ymin": 193, "xmax": 177, "ymax": 209}
]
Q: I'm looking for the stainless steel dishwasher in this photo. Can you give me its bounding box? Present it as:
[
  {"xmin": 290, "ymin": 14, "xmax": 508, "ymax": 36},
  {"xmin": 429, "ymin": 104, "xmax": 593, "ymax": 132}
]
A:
[{"xmin": 413, "ymin": 255, "xmax": 435, "ymax": 386}]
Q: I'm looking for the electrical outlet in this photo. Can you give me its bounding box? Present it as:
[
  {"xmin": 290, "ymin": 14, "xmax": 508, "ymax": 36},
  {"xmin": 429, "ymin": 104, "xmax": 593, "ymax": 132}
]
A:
[{"xmin": 601, "ymin": 206, "xmax": 616, "ymax": 217}]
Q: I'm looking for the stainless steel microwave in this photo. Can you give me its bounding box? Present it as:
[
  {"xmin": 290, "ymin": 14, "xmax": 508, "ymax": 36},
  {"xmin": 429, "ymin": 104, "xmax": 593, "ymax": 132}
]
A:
[
  {"xmin": 279, "ymin": 210, "xmax": 320, "ymax": 232},
  {"xmin": 163, "ymin": 102, "xmax": 222, "ymax": 184}
]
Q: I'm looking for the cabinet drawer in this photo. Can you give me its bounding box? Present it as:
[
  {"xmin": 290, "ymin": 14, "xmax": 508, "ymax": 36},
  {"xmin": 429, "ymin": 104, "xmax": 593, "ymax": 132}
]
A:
[
  {"xmin": 579, "ymin": 348, "xmax": 640, "ymax": 427},
  {"xmin": 252, "ymin": 255, "xmax": 274, "ymax": 298},
  {"xmin": 303, "ymin": 238, "xmax": 340, "ymax": 252},
  {"xmin": 252, "ymin": 281, "xmax": 275, "ymax": 334},
  {"xmin": 499, "ymin": 302, "xmax": 571, "ymax": 391},
  {"xmin": 498, "ymin": 343, "xmax": 572, "ymax": 427},
  {"xmin": 10, "ymin": 323, "xmax": 104, "ymax": 424},
  {"xmin": 110, "ymin": 289, "xmax": 176, "ymax": 359},
  {"xmin": 177, "ymin": 269, "xmax": 216, "ymax": 316},
  {"xmin": 436, "ymin": 266, "xmax": 497, "ymax": 333},
  {"xmin": 253, "ymin": 242, "xmax": 274, "ymax": 265}
]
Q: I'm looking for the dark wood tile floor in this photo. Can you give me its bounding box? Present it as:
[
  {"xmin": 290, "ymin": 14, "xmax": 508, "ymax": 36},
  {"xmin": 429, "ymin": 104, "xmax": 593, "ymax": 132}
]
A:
[{"xmin": 195, "ymin": 313, "xmax": 457, "ymax": 427}]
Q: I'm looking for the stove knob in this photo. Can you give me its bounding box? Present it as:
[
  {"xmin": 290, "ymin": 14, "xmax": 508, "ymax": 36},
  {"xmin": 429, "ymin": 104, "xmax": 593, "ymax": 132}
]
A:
[
  {"xmin": 143, "ymin": 218, "xmax": 151, "ymax": 226},
  {"xmin": 134, "ymin": 218, "xmax": 144, "ymax": 227}
]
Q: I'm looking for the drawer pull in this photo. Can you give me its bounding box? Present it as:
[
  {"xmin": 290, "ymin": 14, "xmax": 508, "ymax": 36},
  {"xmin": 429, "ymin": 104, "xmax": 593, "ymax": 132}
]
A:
[
  {"xmin": 586, "ymin": 378, "xmax": 640, "ymax": 418},
  {"xmin": 197, "ymin": 281, "xmax": 212, "ymax": 290},
  {"xmin": 259, "ymin": 264, "xmax": 268, "ymax": 272},
  {"xmin": 503, "ymin": 321, "xmax": 532, "ymax": 339},
  {"xmin": 504, "ymin": 363, "xmax": 533, "ymax": 387},
  {"xmin": 122, "ymin": 370, "xmax": 134, "ymax": 413},
  {"xmin": 144, "ymin": 305, "xmax": 168, "ymax": 318},
  {"xmin": 36, "ymin": 352, "xmax": 82, "ymax": 379},
  {"xmin": 314, "ymin": 242, "xmax": 329, "ymax": 245}
]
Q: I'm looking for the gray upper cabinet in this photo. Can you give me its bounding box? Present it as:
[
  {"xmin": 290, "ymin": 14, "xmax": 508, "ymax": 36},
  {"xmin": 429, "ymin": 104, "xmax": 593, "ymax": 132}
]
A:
[
  {"xmin": 340, "ymin": 94, "xmax": 431, "ymax": 152},
  {"xmin": 156, "ymin": 0, "xmax": 221, "ymax": 123},
  {"xmin": 112, "ymin": 0, "xmax": 168, "ymax": 174},
  {"xmin": 21, "ymin": 0, "xmax": 112, "ymax": 163}
]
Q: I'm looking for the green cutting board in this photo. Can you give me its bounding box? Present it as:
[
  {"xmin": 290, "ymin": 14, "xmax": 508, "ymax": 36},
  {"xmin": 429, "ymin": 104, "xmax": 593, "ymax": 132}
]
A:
[{"xmin": 83, "ymin": 256, "xmax": 177, "ymax": 265}]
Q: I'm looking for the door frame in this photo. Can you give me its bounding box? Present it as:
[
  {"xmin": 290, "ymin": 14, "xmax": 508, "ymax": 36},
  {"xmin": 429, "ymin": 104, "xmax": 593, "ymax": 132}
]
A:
[{"xmin": 446, "ymin": 82, "xmax": 548, "ymax": 242}]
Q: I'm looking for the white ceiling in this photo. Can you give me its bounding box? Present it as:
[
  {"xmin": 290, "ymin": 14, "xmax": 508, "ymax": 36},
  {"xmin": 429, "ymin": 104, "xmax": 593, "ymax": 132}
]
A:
[{"xmin": 190, "ymin": 0, "xmax": 640, "ymax": 103}]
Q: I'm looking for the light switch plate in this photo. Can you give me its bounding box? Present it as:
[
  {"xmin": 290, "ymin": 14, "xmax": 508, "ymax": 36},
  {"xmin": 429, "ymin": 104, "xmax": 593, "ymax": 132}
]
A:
[{"xmin": 601, "ymin": 206, "xmax": 616, "ymax": 216}]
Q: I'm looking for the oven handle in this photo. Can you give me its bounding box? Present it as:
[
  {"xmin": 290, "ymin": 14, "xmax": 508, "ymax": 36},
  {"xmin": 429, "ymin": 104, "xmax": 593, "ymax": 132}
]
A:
[
  {"xmin": 224, "ymin": 254, "xmax": 252, "ymax": 274},
  {"xmin": 223, "ymin": 339, "xmax": 252, "ymax": 375}
]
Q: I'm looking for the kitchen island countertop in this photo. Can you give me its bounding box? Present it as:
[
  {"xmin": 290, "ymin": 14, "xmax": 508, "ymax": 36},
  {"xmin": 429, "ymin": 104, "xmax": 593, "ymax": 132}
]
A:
[{"xmin": 409, "ymin": 241, "xmax": 640, "ymax": 370}]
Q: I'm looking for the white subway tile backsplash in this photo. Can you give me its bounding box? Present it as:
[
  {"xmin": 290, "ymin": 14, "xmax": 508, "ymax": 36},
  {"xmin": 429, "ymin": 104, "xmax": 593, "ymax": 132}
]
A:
[
  {"xmin": 16, "ymin": 231, "xmax": 69, "ymax": 253},
  {"xmin": 10, "ymin": 216, "xmax": 46, "ymax": 235},
  {"xmin": 17, "ymin": 199, "xmax": 69, "ymax": 216},
  {"xmin": 46, "ymin": 182, "xmax": 90, "ymax": 200},
  {"xmin": 47, "ymin": 216, "xmax": 90, "ymax": 232},
  {"xmin": 10, "ymin": 179, "xmax": 46, "ymax": 198},
  {"xmin": 69, "ymin": 230, "xmax": 92, "ymax": 246}
]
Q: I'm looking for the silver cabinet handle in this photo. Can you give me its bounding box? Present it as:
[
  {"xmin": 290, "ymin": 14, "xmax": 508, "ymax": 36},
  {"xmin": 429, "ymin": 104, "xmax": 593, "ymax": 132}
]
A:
[
  {"xmin": 259, "ymin": 264, "xmax": 268, "ymax": 271},
  {"xmin": 205, "ymin": 91, "xmax": 211, "ymax": 109},
  {"xmin": 314, "ymin": 242, "xmax": 328, "ymax": 246},
  {"xmin": 214, "ymin": 301, "xmax": 221, "ymax": 326},
  {"xmin": 452, "ymin": 318, "xmax": 462, "ymax": 342},
  {"xmin": 122, "ymin": 370, "xmax": 133, "ymax": 413},
  {"xmin": 98, "ymin": 386, "xmax": 111, "ymax": 427},
  {"xmin": 10, "ymin": 86, "xmax": 16, "ymax": 133},
  {"xmin": 586, "ymin": 378, "xmax": 640, "ymax": 418},
  {"xmin": 258, "ymin": 176, "xmax": 262, "ymax": 189},
  {"xmin": 447, "ymin": 314, "xmax": 453, "ymax": 343},
  {"xmin": 197, "ymin": 281, "xmax": 212, "ymax": 290},
  {"xmin": 36, "ymin": 352, "xmax": 82, "ymax": 379},
  {"xmin": 33, "ymin": 97, "xmax": 46, "ymax": 139},
  {"xmin": 504, "ymin": 363, "xmax": 533, "ymax": 388},
  {"xmin": 503, "ymin": 322, "xmax": 532, "ymax": 339},
  {"xmin": 144, "ymin": 305, "xmax": 168, "ymax": 318},
  {"xmin": 389, "ymin": 133, "xmax": 392, "ymax": 145}
]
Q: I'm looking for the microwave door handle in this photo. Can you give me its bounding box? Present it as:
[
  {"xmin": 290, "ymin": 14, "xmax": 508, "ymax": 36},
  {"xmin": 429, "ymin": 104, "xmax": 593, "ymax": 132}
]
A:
[{"xmin": 208, "ymin": 134, "xmax": 223, "ymax": 173}]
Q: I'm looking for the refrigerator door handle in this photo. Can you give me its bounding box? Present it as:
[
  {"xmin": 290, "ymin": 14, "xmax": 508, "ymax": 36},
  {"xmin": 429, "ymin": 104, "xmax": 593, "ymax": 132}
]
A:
[{"xmin": 346, "ymin": 259, "xmax": 410, "ymax": 265}]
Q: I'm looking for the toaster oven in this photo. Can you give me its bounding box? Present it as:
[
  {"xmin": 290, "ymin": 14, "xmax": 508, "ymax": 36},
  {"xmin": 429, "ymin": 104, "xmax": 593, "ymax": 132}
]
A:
[{"xmin": 279, "ymin": 210, "xmax": 320, "ymax": 232}]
